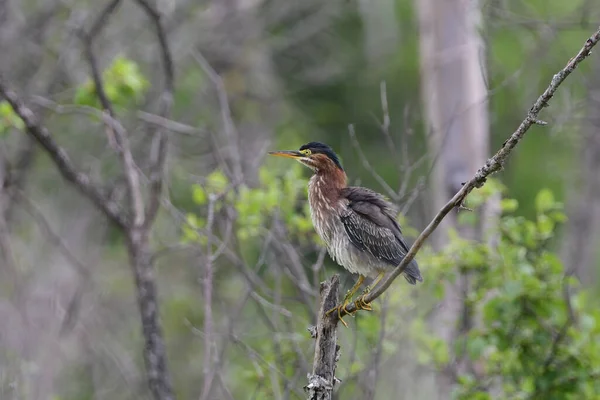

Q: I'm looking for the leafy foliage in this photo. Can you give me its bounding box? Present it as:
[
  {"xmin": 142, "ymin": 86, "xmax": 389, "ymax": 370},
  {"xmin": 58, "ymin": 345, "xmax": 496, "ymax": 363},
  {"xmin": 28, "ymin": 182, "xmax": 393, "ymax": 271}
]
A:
[
  {"xmin": 414, "ymin": 185, "xmax": 600, "ymax": 399},
  {"xmin": 74, "ymin": 56, "xmax": 149, "ymax": 108},
  {"xmin": 184, "ymin": 164, "xmax": 317, "ymax": 246}
]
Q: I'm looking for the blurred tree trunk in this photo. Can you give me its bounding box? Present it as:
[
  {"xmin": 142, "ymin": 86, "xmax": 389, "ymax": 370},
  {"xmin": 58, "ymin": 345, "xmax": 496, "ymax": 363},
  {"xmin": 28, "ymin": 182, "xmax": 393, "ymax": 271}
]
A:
[
  {"xmin": 357, "ymin": 0, "xmax": 399, "ymax": 66},
  {"xmin": 561, "ymin": 55, "xmax": 600, "ymax": 283},
  {"xmin": 417, "ymin": 0, "xmax": 489, "ymax": 243},
  {"xmin": 416, "ymin": 0, "xmax": 491, "ymax": 396}
]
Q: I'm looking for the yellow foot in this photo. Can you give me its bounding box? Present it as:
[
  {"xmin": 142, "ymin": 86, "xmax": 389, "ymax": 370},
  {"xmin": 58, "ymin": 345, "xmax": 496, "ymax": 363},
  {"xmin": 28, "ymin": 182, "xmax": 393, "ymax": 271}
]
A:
[
  {"xmin": 325, "ymin": 286, "xmax": 359, "ymax": 327},
  {"xmin": 326, "ymin": 303, "xmax": 349, "ymax": 327},
  {"xmin": 354, "ymin": 294, "xmax": 373, "ymax": 311}
]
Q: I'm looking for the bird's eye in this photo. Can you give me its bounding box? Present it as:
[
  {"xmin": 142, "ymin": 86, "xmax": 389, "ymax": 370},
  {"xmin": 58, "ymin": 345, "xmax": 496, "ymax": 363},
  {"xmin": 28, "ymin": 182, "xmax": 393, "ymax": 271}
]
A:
[{"xmin": 300, "ymin": 149, "xmax": 312, "ymax": 156}]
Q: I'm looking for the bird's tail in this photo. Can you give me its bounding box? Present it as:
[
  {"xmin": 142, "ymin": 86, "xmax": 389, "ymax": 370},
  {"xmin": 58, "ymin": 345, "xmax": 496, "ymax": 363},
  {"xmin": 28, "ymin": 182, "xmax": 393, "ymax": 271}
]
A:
[{"xmin": 402, "ymin": 258, "xmax": 423, "ymax": 285}]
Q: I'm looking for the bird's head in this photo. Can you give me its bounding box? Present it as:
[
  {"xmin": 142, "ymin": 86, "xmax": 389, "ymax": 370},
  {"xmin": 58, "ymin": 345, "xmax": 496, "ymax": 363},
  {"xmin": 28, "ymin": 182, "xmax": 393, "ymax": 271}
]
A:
[{"xmin": 268, "ymin": 142, "xmax": 344, "ymax": 172}]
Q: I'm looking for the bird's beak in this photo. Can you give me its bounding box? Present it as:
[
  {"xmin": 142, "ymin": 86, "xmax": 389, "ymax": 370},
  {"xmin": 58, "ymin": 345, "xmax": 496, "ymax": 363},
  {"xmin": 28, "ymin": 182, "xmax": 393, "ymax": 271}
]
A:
[{"xmin": 268, "ymin": 150, "xmax": 303, "ymax": 159}]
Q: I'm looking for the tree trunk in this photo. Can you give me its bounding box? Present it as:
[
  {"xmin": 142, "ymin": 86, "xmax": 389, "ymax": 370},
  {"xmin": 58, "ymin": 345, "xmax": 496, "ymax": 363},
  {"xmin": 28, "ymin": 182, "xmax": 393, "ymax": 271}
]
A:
[
  {"xmin": 416, "ymin": 0, "xmax": 491, "ymax": 396},
  {"xmin": 418, "ymin": 0, "xmax": 489, "ymax": 242},
  {"xmin": 357, "ymin": 0, "xmax": 400, "ymax": 66},
  {"xmin": 127, "ymin": 228, "xmax": 174, "ymax": 400},
  {"xmin": 561, "ymin": 56, "xmax": 600, "ymax": 282}
]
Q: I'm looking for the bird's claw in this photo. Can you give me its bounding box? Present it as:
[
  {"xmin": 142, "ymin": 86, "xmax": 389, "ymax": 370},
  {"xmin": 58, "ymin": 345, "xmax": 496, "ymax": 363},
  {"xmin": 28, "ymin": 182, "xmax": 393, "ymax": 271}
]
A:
[
  {"xmin": 324, "ymin": 289, "xmax": 358, "ymax": 327},
  {"xmin": 325, "ymin": 277, "xmax": 376, "ymax": 326},
  {"xmin": 326, "ymin": 303, "xmax": 350, "ymax": 328},
  {"xmin": 354, "ymin": 294, "xmax": 373, "ymax": 311}
]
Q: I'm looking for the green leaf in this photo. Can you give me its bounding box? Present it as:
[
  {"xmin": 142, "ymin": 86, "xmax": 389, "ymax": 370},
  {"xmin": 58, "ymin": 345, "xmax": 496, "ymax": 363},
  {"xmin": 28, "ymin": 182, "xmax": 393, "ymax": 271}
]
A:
[
  {"xmin": 504, "ymin": 280, "xmax": 523, "ymax": 299},
  {"xmin": 501, "ymin": 198, "xmax": 519, "ymax": 212},
  {"xmin": 581, "ymin": 315, "xmax": 596, "ymax": 332},
  {"xmin": 432, "ymin": 338, "xmax": 449, "ymax": 365},
  {"xmin": 537, "ymin": 214, "xmax": 555, "ymax": 238},
  {"xmin": 467, "ymin": 336, "xmax": 487, "ymax": 359},
  {"xmin": 73, "ymin": 56, "xmax": 149, "ymax": 108},
  {"xmin": 206, "ymin": 170, "xmax": 228, "ymax": 194},
  {"xmin": 535, "ymin": 189, "xmax": 555, "ymax": 213},
  {"xmin": 0, "ymin": 101, "xmax": 25, "ymax": 132},
  {"xmin": 191, "ymin": 184, "xmax": 207, "ymax": 205},
  {"xmin": 521, "ymin": 377, "xmax": 535, "ymax": 394}
]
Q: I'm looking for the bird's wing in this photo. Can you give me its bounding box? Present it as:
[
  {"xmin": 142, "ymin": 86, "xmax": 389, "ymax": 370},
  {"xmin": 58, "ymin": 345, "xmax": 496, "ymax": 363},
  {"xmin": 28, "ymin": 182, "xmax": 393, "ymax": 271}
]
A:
[
  {"xmin": 340, "ymin": 187, "xmax": 423, "ymax": 284},
  {"xmin": 340, "ymin": 187, "xmax": 408, "ymax": 265}
]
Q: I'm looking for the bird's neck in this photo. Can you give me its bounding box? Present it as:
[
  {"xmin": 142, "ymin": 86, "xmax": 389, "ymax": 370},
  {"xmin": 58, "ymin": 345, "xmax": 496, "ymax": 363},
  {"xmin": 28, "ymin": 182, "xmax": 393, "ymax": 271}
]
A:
[{"xmin": 308, "ymin": 168, "xmax": 347, "ymax": 207}]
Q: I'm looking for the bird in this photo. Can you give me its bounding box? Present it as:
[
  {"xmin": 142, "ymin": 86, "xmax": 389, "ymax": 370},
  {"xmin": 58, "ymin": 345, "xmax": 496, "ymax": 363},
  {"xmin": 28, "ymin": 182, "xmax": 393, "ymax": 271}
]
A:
[{"xmin": 269, "ymin": 141, "xmax": 422, "ymax": 325}]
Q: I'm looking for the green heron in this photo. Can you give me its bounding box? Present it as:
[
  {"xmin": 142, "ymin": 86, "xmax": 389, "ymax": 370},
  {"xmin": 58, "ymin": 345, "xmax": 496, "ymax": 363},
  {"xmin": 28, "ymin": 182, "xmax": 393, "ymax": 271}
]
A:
[{"xmin": 269, "ymin": 142, "xmax": 422, "ymax": 325}]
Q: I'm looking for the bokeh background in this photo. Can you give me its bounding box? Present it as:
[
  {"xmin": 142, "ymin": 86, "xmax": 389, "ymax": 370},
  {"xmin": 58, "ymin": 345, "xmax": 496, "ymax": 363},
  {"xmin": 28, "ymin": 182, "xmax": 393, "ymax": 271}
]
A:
[{"xmin": 1, "ymin": 0, "xmax": 600, "ymax": 399}]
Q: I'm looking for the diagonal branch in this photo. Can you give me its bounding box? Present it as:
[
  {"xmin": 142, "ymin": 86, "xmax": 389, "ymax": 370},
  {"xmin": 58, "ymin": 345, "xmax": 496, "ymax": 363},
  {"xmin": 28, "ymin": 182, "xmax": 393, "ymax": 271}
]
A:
[
  {"xmin": 339, "ymin": 26, "xmax": 600, "ymax": 316},
  {"xmin": 0, "ymin": 79, "xmax": 127, "ymax": 229}
]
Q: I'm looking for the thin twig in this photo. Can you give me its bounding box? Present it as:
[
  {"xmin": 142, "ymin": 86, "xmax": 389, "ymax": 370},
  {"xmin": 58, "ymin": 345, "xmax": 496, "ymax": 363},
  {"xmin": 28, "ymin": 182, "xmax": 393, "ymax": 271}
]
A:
[
  {"xmin": 200, "ymin": 194, "xmax": 217, "ymax": 400},
  {"xmin": 192, "ymin": 51, "xmax": 243, "ymax": 184},
  {"xmin": 348, "ymin": 124, "xmax": 398, "ymax": 200},
  {"xmin": 134, "ymin": 0, "xmax": 175, "ymax": 229}
]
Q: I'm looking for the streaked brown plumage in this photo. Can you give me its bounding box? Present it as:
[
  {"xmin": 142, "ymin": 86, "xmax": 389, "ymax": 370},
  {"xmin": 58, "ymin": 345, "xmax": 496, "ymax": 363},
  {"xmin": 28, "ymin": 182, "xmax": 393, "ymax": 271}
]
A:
[{"xmin": 269, "ymin": 142, "xmax": 422, "ymax": 323}]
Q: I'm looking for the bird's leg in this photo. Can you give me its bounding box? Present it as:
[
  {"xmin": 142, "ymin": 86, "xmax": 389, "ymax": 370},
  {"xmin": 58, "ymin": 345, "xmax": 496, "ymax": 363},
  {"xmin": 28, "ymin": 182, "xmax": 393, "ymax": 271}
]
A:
[
  {"xmin": 355, "ymin": 271, "xmax": 385, "ymax": 311},
  {"xmin": 326, "ymin": 275, "xmax": 365, "ymax": 326},
  {"xmin": 344, "ymin": 275, "xmax": 366, "ymax": 303}
]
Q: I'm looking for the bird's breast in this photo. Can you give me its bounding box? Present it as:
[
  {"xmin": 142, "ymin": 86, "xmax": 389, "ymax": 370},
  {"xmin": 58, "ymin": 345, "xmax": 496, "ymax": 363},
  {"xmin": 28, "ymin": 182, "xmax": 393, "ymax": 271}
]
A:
[{"xmin": 307, "ymin": 175, "xmax": 342, "ymax": 248}]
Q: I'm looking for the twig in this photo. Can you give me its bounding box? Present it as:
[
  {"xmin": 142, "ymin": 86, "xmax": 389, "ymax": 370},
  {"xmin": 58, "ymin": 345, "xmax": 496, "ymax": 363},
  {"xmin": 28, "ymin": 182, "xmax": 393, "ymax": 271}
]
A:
[
  {"xmin": 200, "ymin": 194, "xmax": 217, "ymax": 400},
  {"xmin": 192, "ymin": 51, "xmax": 243, "ymax": 184},
  {"xmin": 86, "ymin": 0, "xmax": 122, "ymax": 44},
  {"xmin": 338, "ymin": 26, "xmax": 600, "ymax": 316},
  {"xmin": 134, "ymin": 0, "xmax": 175, "ymax": 229},
  {"xmin": 137, "ymin": 111, "xmax": 204, "ymax": 136},
  {"xmin": 348, "ymin": 124, "xmax": 398, "ymax": 200}
]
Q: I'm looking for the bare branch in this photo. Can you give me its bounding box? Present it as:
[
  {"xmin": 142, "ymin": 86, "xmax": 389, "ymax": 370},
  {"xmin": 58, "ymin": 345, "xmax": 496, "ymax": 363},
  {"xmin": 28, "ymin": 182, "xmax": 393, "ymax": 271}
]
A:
[
  {"xmin": 134, "ymin": 0, "xmax": 175, "ymax": 229},
  {"xmin": 137, "ymin": 111, "xmax": 203, "ymax": 136},
  {"xmin": 0, "ymin": 80, "xmax": 127, "ymax": 228},
  {"xmin": 192, "ymin": 51, "xmax": 243, "ymax": 184},
  {"xmin": 86, "ymin": 0, "xmax": 122, "ymax": 44},
  {"xmin": 348, "ymin": 124, "xmax": 398, "ymax": 200},
  {"xmin": 80, "ymin": 0, "xmax": 121, "ymax": 117},
  {"xmin": 338, "ymin": 26, "xmax": 600, "ymax": 316},
  {"xmin": 200, "ymin": 194, "xmax": 217, "ymax": 400},
  {"xmin": 82, "ymin": 0, "xmax": 145, "ymax": 227}
]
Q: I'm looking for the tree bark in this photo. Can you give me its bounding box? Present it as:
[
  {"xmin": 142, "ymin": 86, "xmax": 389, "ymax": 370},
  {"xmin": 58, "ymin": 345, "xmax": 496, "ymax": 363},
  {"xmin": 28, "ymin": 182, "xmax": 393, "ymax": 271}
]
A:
[
  {"xmin": 127, "ymin": 228, "xmax": 175, "ymax": 400},
  {"xmin": 305, "ymin": 275, "xmax": 340, "ymax": 400},
  {"xmin": 417, "ymin": 0, "xmax": 490, "ymax": 244},
  {"xmin": 357, "ymin": 0, "xmax": 399, "ymax": 66},
  {"xmin": 561, "ymin": 55, "xmax": 600, "ymax": 282},
  {"xmin": 416, "ymin": 0, "xmax": 491, "ymax": 396}
]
